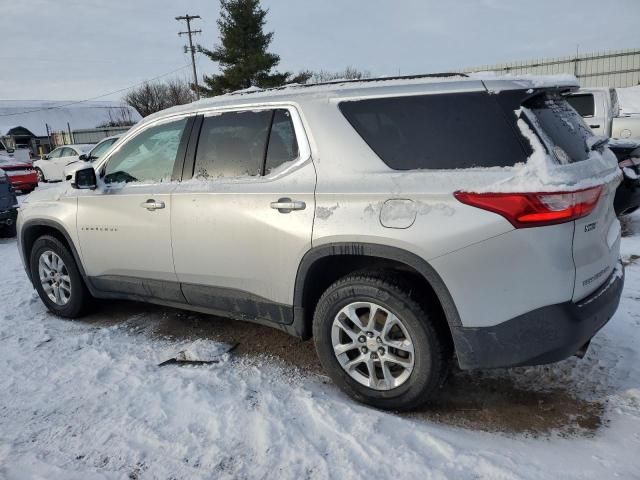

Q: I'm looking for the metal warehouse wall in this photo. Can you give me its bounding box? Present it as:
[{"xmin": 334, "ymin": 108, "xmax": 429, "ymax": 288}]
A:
[
  {"xmin": 72, "ymin": 126, "xmax": 131, "ymax": 144},
  {"xmin": 461, "ymin": 48, "xmax": 640, "ymax": 88}
]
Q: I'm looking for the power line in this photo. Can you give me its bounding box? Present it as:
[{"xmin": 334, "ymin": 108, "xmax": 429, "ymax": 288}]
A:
[
  {"xmin": 0, "ymin": 64, "xmax": 192, "ymax": 118},
  {"xmin": 176, "ymin": 14, "xmax": 202, "ymax": 100}
]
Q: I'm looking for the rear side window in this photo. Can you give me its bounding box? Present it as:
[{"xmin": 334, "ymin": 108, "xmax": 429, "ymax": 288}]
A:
[
  {"xmin": 524, "ymin": 93, "xmax": 592, "ymax": 163},
  {"xmin": 339, "ymin": 92, "xmax": 530, "ymax": 170},
  {"xmin": 194, "ymin": 109, "xmax": 299, "ymax": 178},
  {"xmin": 265, "ymin": 110, "xmax": 299, "ymax": 174},
  {"xmin": 195, "ymin": 111, "xmax": 271, "ymax": 179},
  {"xmin": 566, "ymin": 94, "xmax": 595, "ymax": 117}
]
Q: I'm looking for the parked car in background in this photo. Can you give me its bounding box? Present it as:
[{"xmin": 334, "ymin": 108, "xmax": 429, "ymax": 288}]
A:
[
  {"xmin": 608, "ymin": 138, "xmax": 640, "ymax": 215},
  {"xmin": 0, "ymin": 140, "xmax": 31, "ymax": 164},
  {"xmin": 0, "ymin": 153, "xmax": 38, "ymax": 193},
  {"xmin": 566, "ymin": 89, "xmax": 640, "ymax": 216},
  {"xmin": 18, "ymin": 74, "xmax": 624, "ymax": 410},
  {"xmin": 80, "ymin": 135, "xmax": 120, "ymax": 162},
  {"xmin": 62, "ymin": 137, "xmax": 121, "ymax": 181},
  {"xmin": 566, "ymin": 88, "xmax": 640, "ymax": 140},
  {"xmin": 33, "ymin": 144, "xmax": 94, "ymax": 182},
  {"xmin": 0, "ymin": 168, "xmax": 18, "ymax": 237}
]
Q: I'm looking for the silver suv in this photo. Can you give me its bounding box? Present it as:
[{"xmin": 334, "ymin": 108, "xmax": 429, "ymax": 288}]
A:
[{"xmin": 17, "ymin": 74, "xmax": 624, "ymax": 410}]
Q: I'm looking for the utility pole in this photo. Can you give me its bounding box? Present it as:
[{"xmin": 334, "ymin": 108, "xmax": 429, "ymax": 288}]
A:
[{"xmin": 176, "ymin": 14, "xmax": 202, "ymax": 99}]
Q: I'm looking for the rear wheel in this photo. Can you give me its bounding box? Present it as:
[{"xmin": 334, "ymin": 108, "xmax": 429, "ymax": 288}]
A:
[
  {"xmin": 313, "ymin": 274, "xmax": 447, "ymax": 410},
  {"xmin": 29, "ymin": 235, "xmax": 91, "ymax": 318}
]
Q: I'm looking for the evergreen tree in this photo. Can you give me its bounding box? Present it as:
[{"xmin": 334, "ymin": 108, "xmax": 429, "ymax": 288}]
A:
[{"xmin": 198, "ymin": 0, "xmax": 307, "ymax": 96}]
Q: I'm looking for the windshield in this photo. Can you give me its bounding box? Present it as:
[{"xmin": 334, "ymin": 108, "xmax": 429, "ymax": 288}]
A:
[
  {"xmin": 523, "ymin": 92, "xmax": 593, "ymax": 163},
  {"xmin": 89, "ymin": 138, "xmax": 117, "ymax": 160}
]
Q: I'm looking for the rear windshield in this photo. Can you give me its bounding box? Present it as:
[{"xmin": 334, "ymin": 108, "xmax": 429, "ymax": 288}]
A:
[
  {"xmin": 523, "ymin": 92, "xmax": 592, "ymax": 163},
  {"xmin": 339, "ymin": 92, "xmax": 532, "ymax": 170}
]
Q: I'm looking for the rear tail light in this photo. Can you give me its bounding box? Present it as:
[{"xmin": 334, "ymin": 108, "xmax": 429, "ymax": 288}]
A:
[{"xmin": 453, "ymin": 186, "xmax": 603, "ymax": 228}]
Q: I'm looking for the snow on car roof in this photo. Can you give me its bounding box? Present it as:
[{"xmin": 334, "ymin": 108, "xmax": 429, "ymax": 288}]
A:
[{"xmin": 147, "ymin": 73, "xmax": 579, "ymax": 124}]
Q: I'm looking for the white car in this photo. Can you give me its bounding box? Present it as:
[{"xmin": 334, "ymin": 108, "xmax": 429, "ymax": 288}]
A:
[{"xmin": 34, "ymin": 144, "xmax": 94, "ymax": 182}]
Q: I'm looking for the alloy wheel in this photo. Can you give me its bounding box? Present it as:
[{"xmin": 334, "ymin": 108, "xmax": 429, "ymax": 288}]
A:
[
  {"xmin": 331, "ymin": 301, "xmax": 415, "ymax": 390},
  {"xmin": 38, "ymin": 250, "xmax": 72, "ymax": 305}
]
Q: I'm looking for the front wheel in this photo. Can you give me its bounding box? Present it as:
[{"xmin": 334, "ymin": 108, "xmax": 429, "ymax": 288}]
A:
[
  {"xmin": 313, "ymin": 274, "xmax": 448, "ymax": 410},
  {"xmin": 29, "ymin": 235, "xmax": 91, "ymax": 318},
  {"xmin": 35, "ymin": 168, "xmax": 45, "ymax": 183}
]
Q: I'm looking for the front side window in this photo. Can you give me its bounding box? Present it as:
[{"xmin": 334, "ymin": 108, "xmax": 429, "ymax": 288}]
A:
[
  {"xmin": 89, "ymin": 138, "xmax": 117, "ymax": 160},
  {"xmin": 194, "ymin": 110, "xmax": 271, "ymax": 179},
  {"xmin": 103, "ymin": 118, "xmax": 187, "ymax": 184},
  {"xmin": 48, "ymin": 148, "xmax": 64, "ymax": 159},
  {"xmin": 566, "ymin": 94, "xmax": 595, "ymax": 117}
]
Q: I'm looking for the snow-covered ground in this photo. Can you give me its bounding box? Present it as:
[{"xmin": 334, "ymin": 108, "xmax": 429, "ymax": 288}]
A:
[{"xmin": 0, "ymin": 211, "xmax": 639, "ymax": 479}]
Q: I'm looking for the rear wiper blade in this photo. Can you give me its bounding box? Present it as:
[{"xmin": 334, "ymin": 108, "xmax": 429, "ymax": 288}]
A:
[{"xmin": 586, "ymin": 136, "xmax": 609, "ymax": 151}]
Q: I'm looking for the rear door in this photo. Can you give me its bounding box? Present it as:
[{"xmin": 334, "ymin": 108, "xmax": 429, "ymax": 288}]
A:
[
  {"xmin": 171, "ymin": 107, "xmax": 315, "ymax": 322},
  {"xmin": 525, "ymin": 92, "xmax": 621, "ymax": 301}
]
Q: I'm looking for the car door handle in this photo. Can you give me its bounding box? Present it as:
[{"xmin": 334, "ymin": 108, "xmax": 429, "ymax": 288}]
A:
[
  {"xmin": 589, "ymin": 124, "xmax": 600, "ymax": 128},
  {"xmin": 270, "ymin": 198, "xmax": 306, "ymax": 213},
  {"xmin": 141, "ymin": 199, "xmax": 165, "ymax": 211}
]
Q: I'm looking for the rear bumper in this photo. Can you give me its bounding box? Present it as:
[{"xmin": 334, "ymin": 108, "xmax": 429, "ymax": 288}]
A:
[
  {"xmin": 453, "ymin": 262, "xmax": 625, "ymax": 370},
  {"xmin": 8, "ymin": 172, "xmax": 38, "ymax": 191}
]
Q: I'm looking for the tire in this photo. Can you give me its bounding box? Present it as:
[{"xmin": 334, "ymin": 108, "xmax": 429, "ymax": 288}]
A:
[
  {"xmin": 35, "ymin": 168, "xmax": 45, "ymax": 183},
  {"xmin": 313, "ymin": 274, "xmax": 447, "ymax": 411},
  {"xmin": 29, "ymin": 235, "xmax": 91, "ymax": 318}
]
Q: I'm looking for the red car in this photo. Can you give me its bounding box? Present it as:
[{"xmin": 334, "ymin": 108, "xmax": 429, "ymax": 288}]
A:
[{"xmin": 0, "ymin": 155, "xmax": 38, "ymax": 193}]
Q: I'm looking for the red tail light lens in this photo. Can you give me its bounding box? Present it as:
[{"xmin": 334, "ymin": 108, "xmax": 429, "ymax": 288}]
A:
[{"xmin": 454, "ymin": 186, "xmax": 603, "ymax": 228}]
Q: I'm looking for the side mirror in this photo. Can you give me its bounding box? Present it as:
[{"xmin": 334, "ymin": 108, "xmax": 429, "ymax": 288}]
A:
[
  {"xmin": 66, "ymin": 162, "xmax": 97, "ymax": 189},
  {"xmin": 43, "ymin": 154, "xmax": 50, "ymax": 160},
  {"xmin": 78, "ymin": 153, "xmax": 88, "ymax": 161}
]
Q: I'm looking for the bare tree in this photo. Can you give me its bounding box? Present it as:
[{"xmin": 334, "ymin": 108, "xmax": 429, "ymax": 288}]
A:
[
  {"xmin": 124, "ymin": 79, "xmax": 196, "ymax": 117},
  {"xmin": 97, "ymin": 106, "xmax": 136, "ymax": 128},
  {"xmin": 303, "ymin": 67, "xmax": 371, "ymax": 84}
]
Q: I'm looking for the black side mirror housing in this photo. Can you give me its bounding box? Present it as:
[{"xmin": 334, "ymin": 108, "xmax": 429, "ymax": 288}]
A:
[
  {"xmin": 78, "ymin": 153, "xmax": 88, "ymax": 161},
  {"xmin": 70, "ymin": 166, "xmax": 97, "ymax": 190}
]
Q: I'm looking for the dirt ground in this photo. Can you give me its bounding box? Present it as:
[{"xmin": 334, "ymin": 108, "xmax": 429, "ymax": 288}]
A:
[{"xmin": 76, "ymin": 298, "xmax": 605, "ymax": 436}]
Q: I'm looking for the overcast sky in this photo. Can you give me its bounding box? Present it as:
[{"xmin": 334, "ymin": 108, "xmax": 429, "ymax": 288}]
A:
[{"xmin": 2, "ymin": 0, "xmax": 639, "ymax": 101}]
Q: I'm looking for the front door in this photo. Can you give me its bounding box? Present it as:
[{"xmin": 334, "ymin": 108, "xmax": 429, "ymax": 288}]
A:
[
  {"xmin": 171, "ymin": 108, "xmax": 316, "ymax": 323},
  {"xmin": 76, "ymin": 116, "xmax": 191, "ymax": 302}
]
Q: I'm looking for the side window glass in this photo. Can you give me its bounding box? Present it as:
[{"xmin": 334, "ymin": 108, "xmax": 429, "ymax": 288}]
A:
[
  {"xmin": 103, "ymin": 118, "xmax": 187, "ymax": 184},
  {"xmin": 194, "ymin": 110, "xmax": 271, "ymax": 179},
  {"xmin": 49, "ymin": 148, "xmax": 63, "ymax": 159},
  {"xmin": 90, "ymin": 139, "xmax": 116, "ymax": 159},
  {"xmin": 566, "ymin": 94, "xmax": 595, "ymax": 117},
  {"xmin": 265, "ymin": 109, "xmax": 299, "ymax": 174}
]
